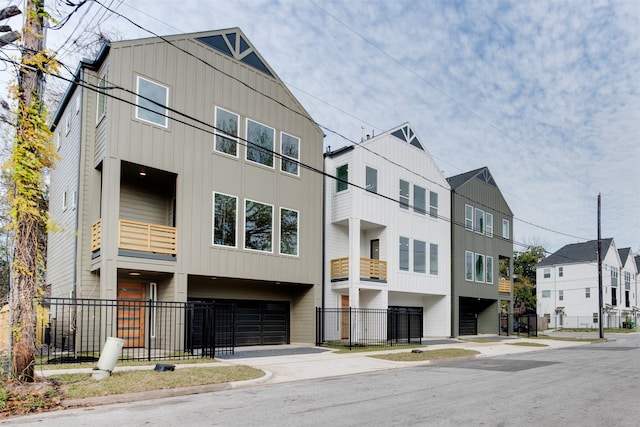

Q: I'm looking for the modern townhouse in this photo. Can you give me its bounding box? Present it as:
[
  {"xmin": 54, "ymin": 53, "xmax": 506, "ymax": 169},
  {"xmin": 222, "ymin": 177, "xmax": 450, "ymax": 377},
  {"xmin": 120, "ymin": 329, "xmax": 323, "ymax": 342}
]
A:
[
  {"xmin": 323, "ymin": 123, "xmax": 451, "ymax": 340},
  {"xmin": 536, "ymin": 239, "xmax": 638, "ymax": 328},
  {"xmin": 47, "ymin": 28, "xmax": 324, "ymax": 350},
  {"xmin": 447, "ymin": 167, "xmax": 514, "ymax": 336}
]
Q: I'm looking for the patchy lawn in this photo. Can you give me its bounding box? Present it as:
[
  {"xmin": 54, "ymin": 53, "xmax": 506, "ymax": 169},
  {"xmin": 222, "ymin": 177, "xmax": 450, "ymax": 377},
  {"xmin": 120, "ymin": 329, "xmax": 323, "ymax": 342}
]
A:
[
  {"xmin": 370, "ymin": 348, "xmax": 479, "ymax": 362},
  {"xmin": 506, "ymin": 342, "xmax": 549, "ymax": 347}
]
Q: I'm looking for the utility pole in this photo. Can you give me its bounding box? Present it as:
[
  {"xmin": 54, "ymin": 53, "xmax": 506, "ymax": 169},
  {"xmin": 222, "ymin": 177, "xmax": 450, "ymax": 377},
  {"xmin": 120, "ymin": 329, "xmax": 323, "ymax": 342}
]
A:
[
  {"xmin": 597, "ymin": 194, "xmax": 603, "ymax": 339},
  {"xmin": 10, "ymin": 0, "xmax": 46, "ymax": 381}
]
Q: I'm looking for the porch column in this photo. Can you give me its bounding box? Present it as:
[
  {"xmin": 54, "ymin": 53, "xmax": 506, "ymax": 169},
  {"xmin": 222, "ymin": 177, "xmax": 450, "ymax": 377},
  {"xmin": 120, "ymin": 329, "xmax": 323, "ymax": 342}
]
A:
[{"xmin": 348, "ymin": 217, "xmax": 360, "ymax": 309}]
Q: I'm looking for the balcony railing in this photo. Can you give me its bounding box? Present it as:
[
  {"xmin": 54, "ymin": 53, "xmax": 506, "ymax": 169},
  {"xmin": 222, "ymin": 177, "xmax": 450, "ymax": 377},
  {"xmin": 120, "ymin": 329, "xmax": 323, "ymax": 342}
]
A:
[
  {"xmin": 91, "ymin": 219, "xmax": 177, "ymax": 256},
  {"xmin": 330, "ymin": 257, "xmax": 387, "ymax": 281},
  {"xmin": 498, "ymin": 279, "xmax": 511, "ymax": 293}
]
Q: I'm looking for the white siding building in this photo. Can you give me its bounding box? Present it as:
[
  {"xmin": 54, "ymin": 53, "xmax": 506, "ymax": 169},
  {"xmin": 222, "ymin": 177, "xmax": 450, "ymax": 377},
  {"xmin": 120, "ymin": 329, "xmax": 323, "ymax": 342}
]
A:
[{"xmin": 323, "ymin": 123, "xmax": 451, "ymax": 338}]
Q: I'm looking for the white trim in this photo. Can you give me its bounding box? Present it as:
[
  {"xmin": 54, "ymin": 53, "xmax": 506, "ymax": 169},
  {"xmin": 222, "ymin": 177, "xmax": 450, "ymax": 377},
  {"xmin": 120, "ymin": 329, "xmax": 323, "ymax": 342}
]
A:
[
  {"xmin": 214, "ymin": 106, "xmax": 240, "ymax": 158},
  {"xmin": 279, "ymin": 206, "xmax": 299, "ymax": 257},
  {"xmin": 135, "ymin": 75, "xmax": 169, "ymax": 128},
  {"xmin": 280, "ymin": 131, "xmax": 300, "ymax": 177},
  {"xmin": 245, "ymin": 118, "xmax": 275, "ymax": 169},
  {"xmin": 243, "ymin": 198, "xmax": 274, "ymax": 253},
  {"xmin": 212, "ymin": 191, "xmax": 238, "ymax": 248}
]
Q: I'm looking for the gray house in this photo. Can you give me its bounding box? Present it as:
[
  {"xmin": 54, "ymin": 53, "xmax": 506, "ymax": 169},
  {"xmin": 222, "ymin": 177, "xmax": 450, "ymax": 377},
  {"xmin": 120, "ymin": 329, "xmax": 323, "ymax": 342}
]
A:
[
  {"xmin": 447, "ymin": 167, "xmax": 514, "ymax": 336},
  {"xmin": 47, "ymin": 28, "xmax": 324, "ymax": 347}
]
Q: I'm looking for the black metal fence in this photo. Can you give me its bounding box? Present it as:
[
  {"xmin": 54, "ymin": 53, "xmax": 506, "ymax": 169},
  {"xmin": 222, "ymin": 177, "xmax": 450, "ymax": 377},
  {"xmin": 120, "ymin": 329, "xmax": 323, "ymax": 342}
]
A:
[
  {"xmin": 316, "ymin": 307, "xmax": 423, "ymax": 350},
  {"xmin": 37, "ymin": 297, "xmax": 234, "ymax": 365},
  {"xmin": 499, "ymin": 313, "xmax": 538, "ymax": 337}
]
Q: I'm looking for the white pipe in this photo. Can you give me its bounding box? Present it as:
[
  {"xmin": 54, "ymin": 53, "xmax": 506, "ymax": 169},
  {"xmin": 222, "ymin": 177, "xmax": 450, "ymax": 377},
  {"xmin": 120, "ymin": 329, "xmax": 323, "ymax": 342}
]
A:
[{"xmin": 92, "ymin": 337, "xmax": 124, "ymax": 380}]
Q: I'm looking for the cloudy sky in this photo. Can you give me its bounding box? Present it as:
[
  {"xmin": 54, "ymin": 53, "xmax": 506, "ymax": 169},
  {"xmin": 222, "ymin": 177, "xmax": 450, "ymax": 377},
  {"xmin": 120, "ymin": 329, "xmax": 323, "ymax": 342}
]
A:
[{"xmin": 2, "ymin": 0, "xmax": 639, "ymax": 254}]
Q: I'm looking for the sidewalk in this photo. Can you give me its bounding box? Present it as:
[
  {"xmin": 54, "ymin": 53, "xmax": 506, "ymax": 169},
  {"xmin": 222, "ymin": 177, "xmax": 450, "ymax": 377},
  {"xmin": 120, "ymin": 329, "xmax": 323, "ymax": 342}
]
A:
[{"xmin": 38, "ymin": 334, "xmax": 594, "ymax": 408}]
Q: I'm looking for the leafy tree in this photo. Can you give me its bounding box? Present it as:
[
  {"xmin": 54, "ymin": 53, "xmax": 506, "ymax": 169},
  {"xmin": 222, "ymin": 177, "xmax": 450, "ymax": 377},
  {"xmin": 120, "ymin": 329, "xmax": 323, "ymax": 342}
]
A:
[{"xmin": 513, "ymin": 244, "xmax": 547, "ymax": 314}]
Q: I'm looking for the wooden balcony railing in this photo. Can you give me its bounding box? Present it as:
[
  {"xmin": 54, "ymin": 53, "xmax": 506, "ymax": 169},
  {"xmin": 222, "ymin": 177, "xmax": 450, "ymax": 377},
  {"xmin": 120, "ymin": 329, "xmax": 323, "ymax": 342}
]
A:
[
  {"xmin": 91, "ymin": 219, "xmax": 177, "ymax": 256},
  {"xmin": 119, "ymin": 219, "xmax": 177, "ymax": 255},
  {"xmin": 330, "ymin": 257, "xmax": 387, "ymax": 281},
  {"xmin": 499, "ymin": 279, "xmax": 511, "ymax": 293}
]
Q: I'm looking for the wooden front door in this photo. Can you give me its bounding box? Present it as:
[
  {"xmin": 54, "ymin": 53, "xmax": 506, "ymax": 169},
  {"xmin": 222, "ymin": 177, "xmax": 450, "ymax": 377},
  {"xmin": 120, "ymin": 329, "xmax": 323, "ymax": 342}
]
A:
[
  {"xmin": 117, "ymin": 282, "xmax": 146, "ymax": 348},
  {"xmin": 341, "ymin": 295, "xmax": 349, "ymax": 339}
]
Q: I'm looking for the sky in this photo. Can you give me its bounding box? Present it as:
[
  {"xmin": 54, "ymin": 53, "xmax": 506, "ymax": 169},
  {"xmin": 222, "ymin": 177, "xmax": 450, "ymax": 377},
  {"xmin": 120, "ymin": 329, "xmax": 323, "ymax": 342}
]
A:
[{"xmin": 2, "ymin": 0, "xmax": 639, "ymax": 255}]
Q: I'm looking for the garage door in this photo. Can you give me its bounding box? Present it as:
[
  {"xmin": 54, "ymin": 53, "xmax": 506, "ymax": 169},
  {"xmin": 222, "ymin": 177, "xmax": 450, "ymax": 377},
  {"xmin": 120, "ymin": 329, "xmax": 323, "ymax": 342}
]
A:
[
  {"xmin": 459, "ymin": 312, "xmax": 478, "ymax": 335},
  {"xmin": 235, "ymin": 301, "xmax": 290, "ymax": 346}
]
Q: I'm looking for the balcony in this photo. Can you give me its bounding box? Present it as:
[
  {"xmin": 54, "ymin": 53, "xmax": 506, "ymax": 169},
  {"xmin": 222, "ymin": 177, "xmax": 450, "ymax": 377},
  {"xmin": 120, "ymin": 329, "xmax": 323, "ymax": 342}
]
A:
[
  {"xmin": 498, "ymin": 279, "xmax": 511, "ymax": 293},
  {"xmin": 330, "ymin": 257, "xmax": 387, "ymax": 282},
  {"xmin": 92, "ymin": 219, "xmax": 177, "ymax": 257}
]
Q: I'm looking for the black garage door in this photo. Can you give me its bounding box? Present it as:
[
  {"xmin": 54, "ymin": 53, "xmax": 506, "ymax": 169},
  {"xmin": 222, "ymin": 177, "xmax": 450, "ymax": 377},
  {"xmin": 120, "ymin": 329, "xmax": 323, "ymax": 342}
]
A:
[
  {"xmin": 235, "ymin": 300, "xmax": 290, "ymax": 346},
  {"xmin": 459, "ymin": 312, "xmax": 478, "ymax": 335}
]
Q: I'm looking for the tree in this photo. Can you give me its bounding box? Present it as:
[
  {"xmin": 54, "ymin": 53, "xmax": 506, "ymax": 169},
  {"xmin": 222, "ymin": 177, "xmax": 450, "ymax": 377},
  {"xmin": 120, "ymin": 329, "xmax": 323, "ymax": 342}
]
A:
[{"xmin": 513, "ymin": 244, "xmax": 547, "ymax": 314}]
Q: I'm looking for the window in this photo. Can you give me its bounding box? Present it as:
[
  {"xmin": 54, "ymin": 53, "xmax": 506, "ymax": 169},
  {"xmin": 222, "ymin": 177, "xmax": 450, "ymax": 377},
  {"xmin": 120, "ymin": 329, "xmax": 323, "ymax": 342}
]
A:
[
  {"xmin": 213, "ymin": 192, "xmax": 237, "ymax": 247},
  {"xmin": 465, "ymin": 205, "xmax": 473, "ymax": 230},
  {"xmin": 543, "ymin": 268, "xmax": 550, "ymax": 279},
  {"xmin": 465, "ymin": 251, "xmax": 473, "ymax": 281},
  {"xmin": 62, "ymin": 191, "xmax": 68, "ymax": 211},
  {"xmin": 625, "ymin": 290, "xmax": 630, "ymax": 308},
  {"xmin": 502, "ymin": 219, "xmax": 510, "ymax": 239},
  {"xmin": 71, "ymin": 191, "xmax": 77, "ymax": 210},
  {"xmin": 55, "ymin": 132, "xmax": 61, "ymax": 151},
  {"xmin": 399, "ymin": 180, "xmax": 410, "ymax": 210},
  {"xmin": 593, "ymin": 312, "xmax": 598, "ymax": 323},
  {"xmin": 558, "ymin": 266, "xmax": 564, "ymax": 277},
  {"xmin": 541, "ymin": 290, "xmax": 550, "ymax": 298},
  {"xmin": 399, "ymin": 237, "xmax": 409, "ymax": 271},
  {"xmin": 97, "ymin": 73, "xmax": 106, "ymax": 122},
  {"xmin": 244, "ymin": 199, "xmax": 273, "ymax": 252},
  {"xmin": 280, "ymin": 208, "xmax": 298, "ymax": 256},
  {"xmin": 281, "ymin": 132, "xmax": 300, "ymax": 175},
  {"xmin": 246, "ymin": 119, "xmax": 275, "ymax": 167},
  {"xmin": 413, "ymin": 185, "xmax": 426, "ymax": 214},
  {"xmin": 65, "ymin": 114, "xmax": 71, "ymax": 136},
  {"xmin": 430, "ymin": 243, "xmax": 438, "ymax": 275},
  {"xmin": 486, "ymin": 256, "xmax": 493, "ymax": 284},
  {"xmin": 624, "ymin": 271, "xmax": 631, "ymax": 287},
  {"xmin": 365, "ymin": 166, "xmax": 378, "ymax": 193},
  {"xmin": 429, "ymin": 191, "xmax": 438, "ymax": 218},
  {"xmin": 585, "ymin": 287, "xmax": 590, "ymax": 298},
  {"xmin": 413, "ymin": 240, "xmax": 426, "ymax": 273},
  {"xmin": 475, "ymin": 208, "xmax": 485, "ymax": 233},
  {"xmin": 214, "ymin": 107, "xmax": 239, "ymax": 156},
  {"xmin": 336, "ymin": 164, "xmax": 348, "ymax": 192},
  {"xmin": 475, "ymin": 253, "xmax": 485, "ymax": 283},
  {"xmin": 612, "ymin": 287, "xmax": 617, "ymax": 306},
  {"xmin": 559, "ymin": 290, "xmax": 563, "ymax": 301},
  {"xmin": 485, "ymin": 213, "xmax": 493, "ymax": 237},
  {"xmin": 75, "ymin": 95, "xmax": 81, "ymax": 114},
  {"xmin": 136, "ymin": 76, "xmax": 168, "ymax": 127}
]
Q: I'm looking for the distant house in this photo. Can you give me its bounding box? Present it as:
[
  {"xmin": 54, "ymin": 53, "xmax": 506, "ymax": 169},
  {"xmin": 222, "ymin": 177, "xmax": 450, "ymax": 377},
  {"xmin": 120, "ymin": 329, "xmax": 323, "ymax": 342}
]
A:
[
  {"xmin": 323, "ymin": 123, "xmax": 451, "ymax": 338},
  {"xmin": 447, "ymin": 167, "xmax": 514, "ymax": 336},
  {"xmin": 47, "ymin": 28, "xmax": 324, "ymax": 348},
  {"xmin": 536, "ymin": 239, "xmax": 638, "ymax": 328}
]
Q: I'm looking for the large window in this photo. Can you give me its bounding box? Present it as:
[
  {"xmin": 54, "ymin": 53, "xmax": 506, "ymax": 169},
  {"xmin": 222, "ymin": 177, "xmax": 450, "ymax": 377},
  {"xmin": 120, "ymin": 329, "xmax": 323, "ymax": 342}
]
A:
[
  {"xmin": 486, "ymin": 256, "xmax": 493, "ymax": 284},
  {"xmin": 486, "ymin": 212, "xmax": 493, "ymax": 237},
  {"xmin": 246, "ymin": 119, "xmax": 275, "ymax": 167},
  {"xmin": 475, "ymin": 208, "xmax": 485, "ymax": 233},
  {"xmin": 414, "ymin": 185, "xmax": 426, "ymax": 215},
  {"xmin": 136, "ymin": 76, "xmax": 168, "ymax": 127},
  {"xmin": 281, "ymin": 132, "xmax": 300, "ymax": 175},
  {"xmin": 413, "ymin": 240, "xmax": 426, "ymax": 273},
  {"xmin": 430, "ymin": 243, "xmax": 438, "ymax": 275},
  {"xmin": 399, "ymin": 180, "xmax": 410, "ymax": 210},
  {"xmin": 213, "ymin": 192, "xmax": 237, "ymax": 247},
  {"xmin": 280, "ymin": 208, "xmax": 298, "ymax": 256},
  {"xmin": 244, "ymin": 199, "xmax": 273, "ymax": 252},
  {"xmin": 215, "ymin": 107, "xmax": 239, "ymax": 156},
  {"xmin": 365, "ymin": 166, "xmax": 378, "ymax": 193},
  {"xmin": 541, "ymin": 290, "xmax": 550, "ymax": 298},
  {"xmin": 465, "ymin": 251, "xmax": 473, "ymax": 281},
  {"xmin": 465, "ymin": 205, "xmax": 473, "ymax": 230},
  {"xmin": 502, "ymin": 219, "xmax": 510, "ymax": 239},
  {"xmin": 97, "ymin": 73, "xmax": 107, "ymax": 122},
  {"xmin": 429, "ymin": 191, "xmax": 438, "ymax": 218},
  {"xmin": 399, "ymin": 236, "xmax": 409, "ymax": 271},
  {"xmin": 475, "ymin": 253, "xmax": 485, "ymax": 283},
  {"xmin": 336, "ymin": 164, "xmax": 348, "ymax": 192},
  {"xmin": 543, "ymin": 268, "xmax": 550, "ymax": 278}
]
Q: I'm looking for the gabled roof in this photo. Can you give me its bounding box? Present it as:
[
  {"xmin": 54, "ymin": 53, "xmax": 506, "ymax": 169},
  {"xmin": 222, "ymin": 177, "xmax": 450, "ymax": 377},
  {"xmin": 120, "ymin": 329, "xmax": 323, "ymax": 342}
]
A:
[
  {"xmin": 389, "ymin": 123, "xmax": 424, "ymax": 151},
  {"xmin": 618, "ymin": 247, "xmax": 631, "ymax": 267},
  {"xmin": 447, "ymin": 166, "xmax": 497, "ymax": 189},
  {"xmin": 538, "ymin": 238, "xmax": 614, "ymax": 267}
]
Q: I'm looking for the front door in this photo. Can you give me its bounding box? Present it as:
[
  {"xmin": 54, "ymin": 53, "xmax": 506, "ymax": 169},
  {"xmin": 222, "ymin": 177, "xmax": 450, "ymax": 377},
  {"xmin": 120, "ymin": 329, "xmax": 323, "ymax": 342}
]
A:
[
  {"xmin": 117, "ymin": 282, "xmax": 146, "ymax": 347},
  {"xmin": 370, "ymin": 239, "xmax": 380, "ymax": 260},
  {"xmin": 341, "ymin": 295, "xmax": 349, "ymax": 339}
]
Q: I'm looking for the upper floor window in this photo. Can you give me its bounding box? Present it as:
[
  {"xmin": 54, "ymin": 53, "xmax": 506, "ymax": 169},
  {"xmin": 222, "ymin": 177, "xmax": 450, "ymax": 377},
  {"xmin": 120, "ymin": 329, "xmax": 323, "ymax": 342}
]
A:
[
  {"xmin": 62, "ymin": 191, "xmax": 68, "ymax": 211},
  {"xmin": 281, "ymin": 132, "xmax": 300, "ymax": 176},
  {"xmin": 75, "ymin": 95, "xmax": 81, "ymax": 114},
  {"xmin": 558, "ymin": 266, "xmax": 564, "ymax": 277},
  {"xmin": 399, "ymin": 180, "xmax": 410, "ymax": 210},
  {"xmin": 65, "ymin": 114, "xmax": 71, "ymax": 136},
  {"xmin": 465, "ymin": 251, "xmax": 473, "ymax": 281},
  {"xmin": 213, "ymin": 192, "xmax": 237, "ymax": 247},
  {"xmin": 475, "ymin": 253, "xmax": 485, "ymax": 283},
  {"xmin": 97, "ymin": 73, "xmax": 107, "ymax": 122},
  {"xmin": 485, "ymin": 212, "xmax": 493, "ymax": 237},
  {"xmin": 475, "ymin": 208, "xmax": 485, "ymax": 233},
  {"xmin": 336, "ymin": 164, "xmax": 348, "ymax": 192},
  {"xmin": 399, "ymin": 236, "xmax": 410, "ymax": 271},
  {"xmin": 541, "ymin": 290, "xmax": 550, "ymax": 298},
  {"xmin": 465, "ymin": 205, "xmax": 473, "ymax": 230},
  {"xmin": 280, "ymin": 208, "xmax": 299, "ymax": 256},
  {"xmin": 214, "ymin": 107, "xmax": 239, "ymax": 157},
  {"xmin": 365, "ymin": 166, "xmax": 378, "ymax": 193},
  {"xmin": 585, "ymin": 287, "xmax": 590, "ymax": 298},
  {"xmin": 244, "ymin": 199, "xmax": 273, "ymax": 252},
  {"xmin": 414, "ymin": 240, "xmax": 426, "ymax": 273},
  {"xmin": 502, "ymin": 219, "xmax": 510, "ymax": 239},
  {"xmin": 414, "ymin": 185, "xmax": 426, "ymax": 215},
  {"xmin": 429, "ymin": 191, "xmax": 438, "ymax": 218},
  {"xmin": 543, "ymin": 268, "xmax": 550, "ymax": 278},
  {"xmin": 624, "ymin": 271, "xmax": 631, "ymax": 286},
  {"xmin": 430, "ymin": 243, "xmax": 438, "ymax": 275},
  {"xmin": 486, "ymin": 256, "xmax": 493, "ymax": 284},
  {"xmin": 559, "ymin": 290, "xmax": 564, "ymax": 301},
  {"xmin": 246, "ymin": 119, "xmax": 275, "ymax": 168},
  {"xmin": 136, "ymin": 76, "xmax": 168, "ymax": 127}
]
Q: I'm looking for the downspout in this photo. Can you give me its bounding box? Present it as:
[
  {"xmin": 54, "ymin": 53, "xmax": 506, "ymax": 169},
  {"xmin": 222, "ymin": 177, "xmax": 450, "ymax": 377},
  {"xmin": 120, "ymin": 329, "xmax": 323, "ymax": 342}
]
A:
[
  {"xmin": 450, "ymin": 190, "xmax": 456, "ymax": 338},
  {"xmin": 72, "ymin": 72, "xmax": 84, "ymax": 300}
]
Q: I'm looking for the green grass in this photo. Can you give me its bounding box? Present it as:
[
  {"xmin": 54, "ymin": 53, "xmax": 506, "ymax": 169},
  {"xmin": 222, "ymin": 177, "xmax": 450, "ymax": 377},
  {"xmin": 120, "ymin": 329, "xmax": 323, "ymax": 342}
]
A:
[
  {"xmin": 506, "ymin": 342, "xmax": 548, "ymax": 347},
  {"xmin": 370, "ymin": 348, "xmax": 479, "ymax": 362},
  {"xmin": 532, "ymin": 335, "xmax": 606, "ymax": 343},
  {"xmin": 459, "ymin": 338, "xmax": 502, "ymax": 343},
  {"xmin": 323, "ymin": 341, "xmax": 423, "ymax": 354}
]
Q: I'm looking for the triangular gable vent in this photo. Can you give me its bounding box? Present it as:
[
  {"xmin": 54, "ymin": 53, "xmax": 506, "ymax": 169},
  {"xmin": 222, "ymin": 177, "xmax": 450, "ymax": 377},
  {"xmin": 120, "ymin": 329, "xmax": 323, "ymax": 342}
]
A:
[
  {"xmin": 197, "ymin": 31, "xmax": 273, "ymax": 77},
  {"xmin": 390, "ymin": 125, "xmax": 424, "ymax": 151},
  {"xmin": 475, "ymin": 169, "xmax": 497, "ymax": 187}
]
